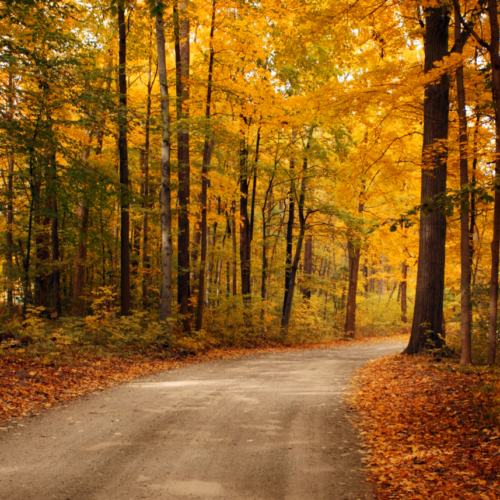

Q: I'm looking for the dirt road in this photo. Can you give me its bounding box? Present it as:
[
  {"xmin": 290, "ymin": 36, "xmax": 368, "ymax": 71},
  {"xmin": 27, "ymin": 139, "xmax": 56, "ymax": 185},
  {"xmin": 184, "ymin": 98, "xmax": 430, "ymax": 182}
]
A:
[{"xmin": 0, "ymin": 342, "xmax": 404, "ymax": 500}]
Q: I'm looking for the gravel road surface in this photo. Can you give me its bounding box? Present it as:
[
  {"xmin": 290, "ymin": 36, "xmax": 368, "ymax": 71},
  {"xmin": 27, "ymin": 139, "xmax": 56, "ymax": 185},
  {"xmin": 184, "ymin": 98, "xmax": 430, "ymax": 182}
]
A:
[{"xmin": 0, "ymin": 341, "xmax": 404, "ymax": 500}]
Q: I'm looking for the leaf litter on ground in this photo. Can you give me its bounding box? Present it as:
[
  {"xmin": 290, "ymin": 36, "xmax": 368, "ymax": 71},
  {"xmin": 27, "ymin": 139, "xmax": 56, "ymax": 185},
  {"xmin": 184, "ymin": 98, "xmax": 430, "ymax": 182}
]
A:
[
  {"xmin": 351, "ymin": 354, "xmax": 500, "ymax": 500},
  {"xmin": 0, "ymin": 334, "xmax": 408, "ymax": 425}
]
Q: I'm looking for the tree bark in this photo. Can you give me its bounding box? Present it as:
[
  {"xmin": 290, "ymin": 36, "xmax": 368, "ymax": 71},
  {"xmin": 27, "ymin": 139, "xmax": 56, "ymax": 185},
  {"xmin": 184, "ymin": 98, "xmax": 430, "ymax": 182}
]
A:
[
  {"xmin": 302, "ymin": 236, "xmax": 312, "ymax": 300},
  {"xmin": 156, "ymin": 5, "xmax": 173, "ymax": 323},
  {"xmin": 141, "ymin": 50, "xmax": 153, "ymax": 310},
  {"xmin": 455, "ymin": 4, "xmax": 472, "ymax": 365},
  {"xmin": 231, "ymin": 200, "xmax": 237, "ymax": 296},
  {"xmin": 282, "ymin": 157, "xmax": 308, "ymax": 330},
  {"xmin": 239, "ymin": 120, "xmax": 251, "ymax": 299},
  {"xmin": 71, "ymin": 149, "xmax": 90, "ymax": 316},
  {"xmin": 283, "ymin": 159, "xmax": 295, "ymax": 315},
  {"xmin": 6, "ymin": 73, "xmax": 14, "ymax": 309},
  {"xmin": 6, "ymin": 154, "xmax": 14, "ymax": 309},
  {"xmin": 49, "ymin": 152, "xmax": 60, "ymax": 317},
  {"xmin": 405, "ymin": 6, "xmax": 449, "ymax": 354},
  {"xmin": 250, "ymin": 131, "xmax": 260, "ymax": 242},
  {"xmin": 196, "ymin": 0, "xmax": 216, "ymax": 331},
  {"xmin": 344, "ymin": 240, "xmax": 361, "ymax": 337},
  {"xmin": 487, "ymin": 0, "xmax": 500, "ymax": 365},
  {"xmin": 118, "ymin": 2, "xmax": 131, "ymax": 316},
  {"xmin": 401, "ymin": 261, "xmax": 408, "ymax": 324},
  {"xmin": 174, "ymin": 0, "xmax": 191, "ymax": 332},
  {"xmin": 261, "ymin": 182, "xmax": 273, "ymax": 301}
]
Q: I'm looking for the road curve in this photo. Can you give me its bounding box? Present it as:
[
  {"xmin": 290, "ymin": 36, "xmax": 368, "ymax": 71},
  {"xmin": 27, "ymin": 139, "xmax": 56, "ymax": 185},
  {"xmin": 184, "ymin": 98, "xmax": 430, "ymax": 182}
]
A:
[{"xmin": 0, "ymin": 341, "xmax": 404, "ymax": 500}]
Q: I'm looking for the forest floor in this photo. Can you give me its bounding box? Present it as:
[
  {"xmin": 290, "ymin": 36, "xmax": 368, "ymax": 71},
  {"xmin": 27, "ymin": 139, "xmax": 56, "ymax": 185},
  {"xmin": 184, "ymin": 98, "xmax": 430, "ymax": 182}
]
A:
[
  {"xmin": 0, "ymin": 334, "xmax": 408, "ymax": 425},
  {"xmin": 0, "ymin": 340, "xmax": 404, "ymax": 500},
  {"xmin": 351, "ymin": 354, "xmax": 500, "ymax": 500}
]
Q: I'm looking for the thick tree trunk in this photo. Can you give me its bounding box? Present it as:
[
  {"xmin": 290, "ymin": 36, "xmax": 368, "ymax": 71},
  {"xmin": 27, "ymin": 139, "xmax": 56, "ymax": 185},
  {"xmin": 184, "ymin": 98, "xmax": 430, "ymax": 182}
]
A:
[
  {"xmin": 405, "ymin": 6, "xmax": 449, "ymax": 354},
  {"xmin": 196, "ymin": 0, "xmax": 216, "ymax": 331},
  {"xmin": 344, "ymin": 240, "xmax": 361, "ymax": 337},
  {"xmin": 487, "ymin": 0, "xmax": 500, "ymax": 365},
  {"xmin": 455, "ymin": 4, "xmax": 472, "ymax": 365},
  {"xmin": 156, "ymin": 6, "xmax": 173, "ymax": 323},
  {"xmin": 118, "ymin": 3, "xmax": 131, "ymax": 316},
  {"xmin": 174, "ymin": 0, "xmax": 191, "ymax": 332}
]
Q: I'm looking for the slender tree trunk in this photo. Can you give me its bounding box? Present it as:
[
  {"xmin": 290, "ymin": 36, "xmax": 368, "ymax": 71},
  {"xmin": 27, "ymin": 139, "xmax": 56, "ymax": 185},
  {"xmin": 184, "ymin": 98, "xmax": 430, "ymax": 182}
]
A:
[
  {"xmin": 239, "ymin": 120, "xmax": 251, "ymax": 300},
  {"xmin": 174, "ymin": 0, "xmax": 191, "ymax": 332},
  {"xmin": 283, "ymin": 159, "xmax": 295, "ymax": 315},
  {"xmin": 401, "ymin": 262, "xmax": 408, "ymax": 324},
  {"xmin": 196, "ymin": 0, "xmax": 216, "ymax": 331},
  {"xmin": 156, "ymin": 6, "xmax": 173, "ymax": 323},
  {"xmin": 282, "ymin": 157, "xmax": 308, "ymax": 330},
  {"xmin": 455, "ymin": 4, "xmax": 472, "ymax": 364},
  {"xmin": 118, "ymin": 2, "xmax": 131, "ymax": 316},
  {"xmin": 6, "ymin": 73, "xmax": 14, "ymax": 309},
  {"xmin": 261, "ymin": 207, "xmax": 267, "ymax": 301},
  {"xmin": 405, "ymin": 6, "xmax": 449, "ymax": 354},
  {"xmin": 49, "ymin": 152, "xmax": 60, "ymax": 316},
  {"xmin": 141, "ymin": 52, "xmax": 153, "ymax": 310},
  {"xmin": 344, "ymin": 240, "xmax": 361, "ymax": 337},
  {"xmin": 250, "ymin": 130, "xmax": 260, "ymax": 242},
  {"xmin": 6, "ymin": 155, "xmax": 14, "ymax": 309},
  {"xmin": 225, "ymin": 214, "xmax": 231, "ymax": 297},
  {"xmin": 231, "ymin": 200, "xmax": 237, "ymax": 296},
  {"xmin": 302, "ymin": 236, "xmax": 312, "ymax": 300},
  {"xmin": 362, "ymin": 264, "xmax": 368, "ymax": 295},
  {"xmin": 71, "ymin": 150, "xmax": 90, "ymax": 316},
  {"xmin": 487, "ymin": 0, "xmax": 500, "ymax": 365}
]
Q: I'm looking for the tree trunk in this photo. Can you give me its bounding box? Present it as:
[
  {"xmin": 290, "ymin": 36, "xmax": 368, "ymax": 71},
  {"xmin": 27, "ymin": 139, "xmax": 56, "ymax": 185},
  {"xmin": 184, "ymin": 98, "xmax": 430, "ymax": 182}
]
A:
[
  {"xmin": 487, "ymin": 0, "xmax": 500, "ymax": 365},
  {"xmin": 118, "ymin": 2, "xmax": 131, "ymax": 316},
  {"xmin": 6, "ymin": 73, "xmax": 14, "ymax": 310},
  {"xmin": 302, "ymin": 236, "xmax": 312, "ymax": 300},
  {"xmin": 196, "ymin": 0, "xmax": 216, "ymax": 331},
  {"xmin": 156, "ymin": 5, "xmax": 173, "ymax": 323},
  {"xmin": 455, "ymin": 4, "xmax": 472, "ymax": 365},
  {"xmin": 405, "ymin": 6, "xmax": 449, "ymax": 354},
  {"xmin": 6, "ymin": 155, "xmax": 14, "ymax": 309},
  {"xmin": 250, "ymin": 130, "xmax": 260, "ymax": 242},
  {"xmin": 174, "ymin": 0, "xmax": 191, "ymax": 332},
  {"xmin": 141, "ymin": 51, "xmax": 153, "ymax": 310},
  {"xmin": 49, "ymin": 153, "xmax": 60, "ymax": 317},
  {"xmin": 282, "ymin": 157, "xmax": 308, "ymax": 330},
  {"xmin": 401, "ymin": 262, "xmax": 408, "ymax": 324},
  {"xmin": 72, "ymin": 148, "xmax": 89, "ymax": 317},
  {"xmin": 239, "ymin": 120, "xmax": 252, "ymax": 300},
  {"xmin": 231, "ymin": 200, "xmax": 237, "ymax": 296},
  {"xmin": 261, "ymin": 208, "xmax": 267, "ymax": 301},
  {"xmin": 283, "ymin": 159, "xmax": 295, "ymax": 315},
  {"xmin": 344, "ymin": 240, "xmax": 361, "ymax": 337}
]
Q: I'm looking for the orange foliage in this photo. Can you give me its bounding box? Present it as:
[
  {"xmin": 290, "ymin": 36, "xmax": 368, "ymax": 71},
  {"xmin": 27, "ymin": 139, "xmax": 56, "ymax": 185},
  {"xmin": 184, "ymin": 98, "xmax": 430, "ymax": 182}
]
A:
[{"xmin": 351, "ymin": 356, "xmax": 500, "ymax": 500}]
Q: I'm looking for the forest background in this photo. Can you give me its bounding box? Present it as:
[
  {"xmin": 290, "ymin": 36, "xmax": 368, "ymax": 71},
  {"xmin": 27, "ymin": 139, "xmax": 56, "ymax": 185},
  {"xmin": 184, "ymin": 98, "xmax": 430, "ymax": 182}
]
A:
[{"xmin": 0, "ymin": 0, "xmax": 499, "ymax": 366}]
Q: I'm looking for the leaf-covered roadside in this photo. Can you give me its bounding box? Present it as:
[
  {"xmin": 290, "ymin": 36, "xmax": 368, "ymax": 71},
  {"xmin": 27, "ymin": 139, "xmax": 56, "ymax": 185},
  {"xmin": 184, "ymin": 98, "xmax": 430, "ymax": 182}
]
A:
[
  {"xmin": 351, "ymin": 356, "xmax": 500, "ymax": 500},
  {"xmin": 0, "ymin": 334, "xmax": 408, "ymax": 426}
]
